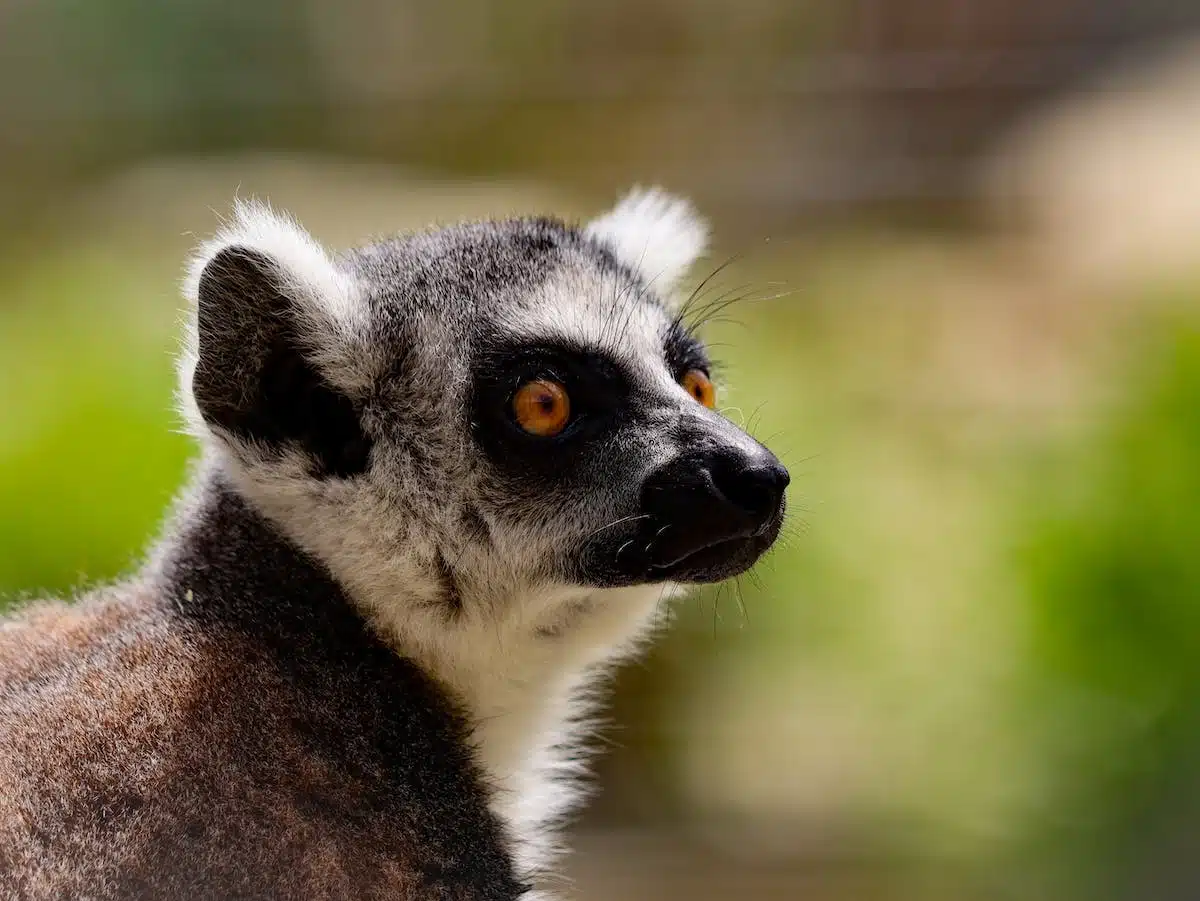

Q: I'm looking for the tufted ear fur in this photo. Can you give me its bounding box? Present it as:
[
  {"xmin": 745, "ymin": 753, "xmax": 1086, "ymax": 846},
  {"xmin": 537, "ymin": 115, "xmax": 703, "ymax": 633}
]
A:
[
  {"xmin": 181, "ymin": 202, "xmax": 373, "ymax": 478},
  {"xmin": 584, "ymin": 186, "xmax": 709, "ymax": 302}
]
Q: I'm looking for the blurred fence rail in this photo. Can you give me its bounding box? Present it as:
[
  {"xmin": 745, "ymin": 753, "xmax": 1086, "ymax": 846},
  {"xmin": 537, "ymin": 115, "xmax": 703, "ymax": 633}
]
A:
[{"xmin": 3, "ymin": 0, "xmax": 1200, "ymax": 234}]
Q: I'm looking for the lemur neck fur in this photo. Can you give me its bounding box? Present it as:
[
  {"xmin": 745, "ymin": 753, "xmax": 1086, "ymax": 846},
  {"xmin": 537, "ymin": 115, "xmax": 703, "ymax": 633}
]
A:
[{"xmin": 179, "ymin": 455, "xmax": 669, "ymax": 826}]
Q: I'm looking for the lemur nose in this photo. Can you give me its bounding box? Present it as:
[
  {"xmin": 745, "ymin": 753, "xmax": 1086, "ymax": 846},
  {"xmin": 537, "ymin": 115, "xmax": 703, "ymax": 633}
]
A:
[
  {"xmin": 710, "ymin": 454, "xmax": 791, "ymax": 527},
  {"xmin": 642, "ymin": 446, "xmax": 789, "ymax": 539}
]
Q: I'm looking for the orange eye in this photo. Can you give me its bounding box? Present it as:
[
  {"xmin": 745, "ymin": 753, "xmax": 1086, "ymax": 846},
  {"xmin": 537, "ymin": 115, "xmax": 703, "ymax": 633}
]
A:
[
  {"xmin": 512, "ymin": 379, "xmax": 571, "ymax": 437},
  {"xmin": 681, "ymin": 369, "xmax": 716, "ymax": 409}
]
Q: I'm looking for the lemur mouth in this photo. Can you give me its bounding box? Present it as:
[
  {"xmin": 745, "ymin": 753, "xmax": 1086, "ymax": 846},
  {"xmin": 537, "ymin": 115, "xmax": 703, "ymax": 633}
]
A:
[
  {"xmin": 636, "ymin": 507, "xmax": 785, "ymax": 585},
  {"xmin": 578, "ymin": 442, "xmax": 789, "ymax": 588},
  {"xmin": 649, "ymin": 531, "xmax": 753, "ymax": 571}
]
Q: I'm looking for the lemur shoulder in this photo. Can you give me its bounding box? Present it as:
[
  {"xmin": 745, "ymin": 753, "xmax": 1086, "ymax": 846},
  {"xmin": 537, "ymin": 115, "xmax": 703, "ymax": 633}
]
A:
[{"xmin": 0, "ymin": 189, "xmax": 788, "ymax": 900}]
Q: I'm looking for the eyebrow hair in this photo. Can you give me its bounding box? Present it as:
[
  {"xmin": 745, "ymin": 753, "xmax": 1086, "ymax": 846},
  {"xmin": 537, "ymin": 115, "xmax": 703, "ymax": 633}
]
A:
[
  {"xmin": 476, "ymin": 337, "xmax": 626, "ymax": 382},
  {"xmin": 662, "ymin": 320, "xmax": 711, "ymax": 376}
]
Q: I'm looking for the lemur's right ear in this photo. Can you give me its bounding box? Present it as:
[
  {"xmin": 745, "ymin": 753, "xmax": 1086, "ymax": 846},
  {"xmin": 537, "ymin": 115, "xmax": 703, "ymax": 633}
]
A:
[
  {"xmin": 180, "ymin": 202, "xmax": 373, "ymax": 478},
  {"xmin": 585, "ymin": 187, "xmax": 709, "ymax": 301}
]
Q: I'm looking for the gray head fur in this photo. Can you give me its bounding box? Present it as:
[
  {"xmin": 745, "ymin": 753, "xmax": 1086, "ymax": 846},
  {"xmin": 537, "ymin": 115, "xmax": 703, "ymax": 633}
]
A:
[{"xmin": 181, "ymin": 186, "xmax": 782, "ymax": 621}]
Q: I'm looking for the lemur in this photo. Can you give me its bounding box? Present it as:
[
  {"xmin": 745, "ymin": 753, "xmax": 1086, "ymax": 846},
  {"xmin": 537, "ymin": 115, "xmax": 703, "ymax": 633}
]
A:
[{"xmin": 0, "ymin": 188, "xmax": 788, "ymax": 900}]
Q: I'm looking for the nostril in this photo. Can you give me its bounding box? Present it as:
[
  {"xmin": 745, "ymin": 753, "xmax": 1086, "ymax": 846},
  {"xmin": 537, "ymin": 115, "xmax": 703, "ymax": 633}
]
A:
[
  {"xmin": 774, "ymin": 463, "xmax": 791, "ymax": 491},
  {"xmin": 713, "ymin": 460, "xmax": 789, "ymax": 523}
]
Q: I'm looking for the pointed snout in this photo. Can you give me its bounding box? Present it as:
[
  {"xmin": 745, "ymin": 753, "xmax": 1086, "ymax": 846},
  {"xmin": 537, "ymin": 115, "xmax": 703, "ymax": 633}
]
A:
[{"xmin": 639, "ymin": 436, "xmax": 789, "ymax": 575}]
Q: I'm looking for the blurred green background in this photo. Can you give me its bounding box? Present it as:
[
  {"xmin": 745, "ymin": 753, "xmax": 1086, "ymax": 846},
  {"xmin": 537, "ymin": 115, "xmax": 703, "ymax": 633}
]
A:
[{"xmin": 4, "ymin": 2, "xmax": 1200, "ymax": 899}]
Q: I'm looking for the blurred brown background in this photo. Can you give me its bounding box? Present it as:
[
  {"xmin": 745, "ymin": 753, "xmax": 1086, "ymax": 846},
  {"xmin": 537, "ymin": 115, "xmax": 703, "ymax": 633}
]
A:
[{"xmin": 4, "ymin": 2, "xmax": 1200, "ymax": 899}]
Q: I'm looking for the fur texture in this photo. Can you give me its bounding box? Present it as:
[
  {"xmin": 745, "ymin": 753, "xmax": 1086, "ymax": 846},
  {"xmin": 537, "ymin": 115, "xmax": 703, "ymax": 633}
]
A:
[
  {"xmin": 0, "ymin": 188, "xmax": 787, "ymax": 899},
  {"xmin": 1, "ymin": 473, "xmax": 526, "ymax": 900}
]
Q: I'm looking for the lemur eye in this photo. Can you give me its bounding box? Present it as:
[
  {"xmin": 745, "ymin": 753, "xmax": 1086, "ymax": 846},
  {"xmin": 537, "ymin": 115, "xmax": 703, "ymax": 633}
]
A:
[
  {"xmin": 681, "ymin": 369, "xmax": 716, "ymax": 409},
  {"xmin": 512, "ymin": 379, "xmax": 571, "ymax": 437}
]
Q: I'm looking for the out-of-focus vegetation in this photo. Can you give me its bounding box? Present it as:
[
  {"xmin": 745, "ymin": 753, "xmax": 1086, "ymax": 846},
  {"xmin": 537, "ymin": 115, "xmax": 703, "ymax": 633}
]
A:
[
  {"xmin": 1015, "ymin": 313, "xmax": 1200, "ymax": 901},
  {"xmin": 0, "ymin": 252, "xmax": 189, "ymax": 594},
  {"xmin": 4, "ymin": 2, "xmax": 1200, "ymax": 899}
]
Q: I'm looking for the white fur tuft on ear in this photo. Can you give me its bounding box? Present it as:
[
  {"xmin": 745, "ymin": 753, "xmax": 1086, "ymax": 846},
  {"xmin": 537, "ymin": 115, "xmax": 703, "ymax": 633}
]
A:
[
  {"xmin": 177, "ymin": 199, "xmax": 368, "ymax": 439},
  {"xmin": 182, "ymin": 199, "xmax": 357, "ymax": 324},
  {"xmin": 584, "ymin": 186, "xmax": 708, "ymax": 300}
]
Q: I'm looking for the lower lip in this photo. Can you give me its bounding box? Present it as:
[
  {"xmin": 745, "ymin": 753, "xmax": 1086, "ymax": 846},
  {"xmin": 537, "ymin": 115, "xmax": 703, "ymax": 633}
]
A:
[{"xmin": 648, "ymin": 534, "xmax": 753, "ymax": 572}]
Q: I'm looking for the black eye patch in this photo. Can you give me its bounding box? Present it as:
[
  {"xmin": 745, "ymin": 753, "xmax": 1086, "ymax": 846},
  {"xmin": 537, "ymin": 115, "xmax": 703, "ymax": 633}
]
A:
[{"xmin": 471, "ymin": 340, "xmax": 632, "ymax": 456}]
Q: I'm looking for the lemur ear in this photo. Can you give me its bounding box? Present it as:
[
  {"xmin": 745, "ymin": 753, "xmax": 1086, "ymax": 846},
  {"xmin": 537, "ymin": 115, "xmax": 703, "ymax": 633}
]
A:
[
  {"xmin": 181, "ymin": 202, "xmax": 372, "ymax": 478},
  {"xmin": 584, "ymin": 187, "xmax": 709, "ymax": 300}
]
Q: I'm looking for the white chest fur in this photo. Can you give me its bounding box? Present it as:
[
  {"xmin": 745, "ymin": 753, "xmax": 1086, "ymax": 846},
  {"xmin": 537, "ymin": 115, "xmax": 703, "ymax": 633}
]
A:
[{"xmin": 371, "ymin": 582, "xmax": 672, "ymax": 884}]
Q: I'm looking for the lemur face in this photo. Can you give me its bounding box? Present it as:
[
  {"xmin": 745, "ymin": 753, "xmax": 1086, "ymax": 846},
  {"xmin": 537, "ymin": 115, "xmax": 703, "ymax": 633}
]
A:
[{"xmin": 182, "ymin": 189, "xmax": 786, "ymax": 611}]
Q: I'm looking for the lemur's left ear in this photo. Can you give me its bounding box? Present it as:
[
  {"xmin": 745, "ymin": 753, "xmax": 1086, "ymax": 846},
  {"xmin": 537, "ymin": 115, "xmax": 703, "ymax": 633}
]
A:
[
  {"xmin": 584, "ymin": 187, "xmax": 709, "ymax": 301},
  {"xmin": 179, "ymin": 201, "xmax": 373, "ymax": 477}
]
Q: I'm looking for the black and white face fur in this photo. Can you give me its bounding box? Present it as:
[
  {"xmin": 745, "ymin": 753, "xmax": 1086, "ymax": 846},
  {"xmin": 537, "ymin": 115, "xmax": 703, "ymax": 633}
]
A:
[{"xmin": 180, "ymin": 188, "xmax": 788, "ymax": 881}]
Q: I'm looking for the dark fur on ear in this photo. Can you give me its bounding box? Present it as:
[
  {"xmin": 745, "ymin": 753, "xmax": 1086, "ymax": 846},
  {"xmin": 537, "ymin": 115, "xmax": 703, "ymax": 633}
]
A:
[{"xmin": 193, "ymin": 245, "xmax": 372, "ymax": 478}]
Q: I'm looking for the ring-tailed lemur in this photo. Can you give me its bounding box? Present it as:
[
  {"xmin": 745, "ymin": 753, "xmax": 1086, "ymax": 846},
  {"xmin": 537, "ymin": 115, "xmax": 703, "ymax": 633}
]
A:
[{"xmin": 0, "ymin": 188, "xmax": 788, "ymax": 900}]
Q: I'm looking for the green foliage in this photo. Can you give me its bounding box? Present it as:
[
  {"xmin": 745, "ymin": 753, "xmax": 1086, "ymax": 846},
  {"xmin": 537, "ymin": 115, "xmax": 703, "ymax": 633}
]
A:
[
  {"xmin": 0, "ymin": 254, "xmax": 189, "ymax": 604},
  {"xmin": 1018, "ymin": 315, "xmax": 1200, "ymax": 900}
]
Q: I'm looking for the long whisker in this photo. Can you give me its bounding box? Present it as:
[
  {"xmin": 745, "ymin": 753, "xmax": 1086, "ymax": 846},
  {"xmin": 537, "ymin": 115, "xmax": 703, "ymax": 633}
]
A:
[
  {"xmin": 744, "ymin": 401, "xmax": 769, "ymax": 437},
  {"xmin": 693, "ymin": 284, "xmax": 792, "ymax": 325},
  {"xmin": 582, "ymin": 513, "xmax": 651, "ymax": 542},
  {"xmin": 613, "ymin": 538, "xmax": 637, "ymax": 563},
  {"xmin": 681, "ymin": 282, "xmax": 757, "ymax": 332},
  {"xmin": 647, "ymin": 522, "xmax": 672, "ymax": 554},
  {"xmin": 712, "ymin": 582, "xmax": 725, "ymax": 638},
  {"xmin": 687, "ymin": 287, "xmax": 794, "ymax": 335},
  {"xmin": 674, "ymin": 255, "xmax": 743, "ymax": 328},
  {"xmin": 733, "ymin": 575, "xmax": 749, "ymax": 627},
  {"xmin": 653, "ymin": 581, "xmax": 673, "ymax": 630}
]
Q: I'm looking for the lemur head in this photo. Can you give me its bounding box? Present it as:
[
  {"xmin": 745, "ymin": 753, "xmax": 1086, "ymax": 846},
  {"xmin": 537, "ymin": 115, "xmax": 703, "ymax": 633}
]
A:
[{"xmin": 181, "ymin": 189, "xmax": 787, "ymax": 636}]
